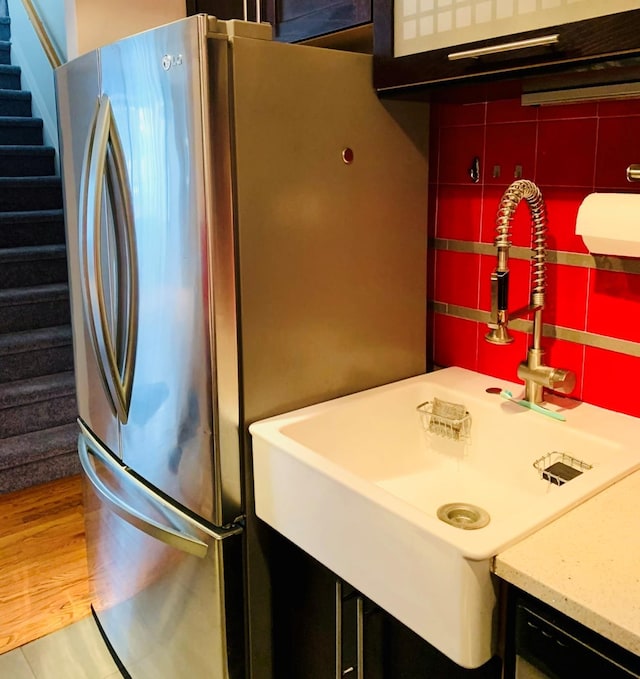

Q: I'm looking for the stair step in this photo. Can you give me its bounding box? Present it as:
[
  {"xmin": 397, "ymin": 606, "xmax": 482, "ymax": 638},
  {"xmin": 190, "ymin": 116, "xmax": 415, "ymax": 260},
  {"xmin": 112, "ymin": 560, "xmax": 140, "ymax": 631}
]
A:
[
  {"xmin": 0, "ymin": 89, "xmax": 30, "ymax": 117},
  {"xmin": 0, "ymin": 209, "xmax": 65, "ymax": 247},
  {"xmin": 0, "ymin": 116, "xmax": 43, "ymax": 145},
  {"xmin": 0, "ymin": 41, "xmax": 10, "ymax": 66},
  {"xmin": 0, "ymin": 282, "xmax": 70, "ymax": 333},
  {"xmin": 0, "ymin": 64, "xmax": 20, "ymax": 90},
  {"xmin": 0, "ymin": 325, "xmax": 74, "ymax": 383},
  {"xmin": 0, "ymin": 371, "xmax": 77, "ymax": 438},
  {"xmin": 0, "ymin": 176, "xmax": 62, "ymax": 211},
  {"xmin": 0, "ymin": 421, "xmax": 80, "ymax": 494},
  {"xmin": 0, "ymin": 422, "xmax": 77, "ymax": 472},
  {"xmin": 0, "ymin": 19, "xmax": 9, "ymax": 44},
  {"xmin": 0, "ymin": 244, "xmax": 68, "ymax": 288},
  {"xmin": 0, "ymin": 145, "xmax": 55, "ymax": 176}
]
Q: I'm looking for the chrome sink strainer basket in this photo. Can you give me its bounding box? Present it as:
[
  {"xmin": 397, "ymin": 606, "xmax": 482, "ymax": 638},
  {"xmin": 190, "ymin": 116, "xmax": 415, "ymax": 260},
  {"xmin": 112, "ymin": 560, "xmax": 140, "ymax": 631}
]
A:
[
  {"xmin": 417, "ymin": 397, "xmax": 471, "ymax": 443},
  {"xmin": 533, "ymin": 451, "xmax": 592, "ymax": 486}
]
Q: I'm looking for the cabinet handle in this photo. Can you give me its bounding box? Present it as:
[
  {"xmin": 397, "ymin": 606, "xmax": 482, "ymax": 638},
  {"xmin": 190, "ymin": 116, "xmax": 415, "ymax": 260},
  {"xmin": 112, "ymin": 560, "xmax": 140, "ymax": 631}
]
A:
[{"xmin": 448, "ymin": 34, "xmax": 560, "ymax": 61}]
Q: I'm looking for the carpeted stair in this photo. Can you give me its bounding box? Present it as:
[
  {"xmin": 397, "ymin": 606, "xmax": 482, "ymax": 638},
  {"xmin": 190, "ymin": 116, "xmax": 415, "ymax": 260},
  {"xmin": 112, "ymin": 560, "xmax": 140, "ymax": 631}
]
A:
[{"xmin": 0, "ymin": 15, "xmax": 79, "ymax": 494}]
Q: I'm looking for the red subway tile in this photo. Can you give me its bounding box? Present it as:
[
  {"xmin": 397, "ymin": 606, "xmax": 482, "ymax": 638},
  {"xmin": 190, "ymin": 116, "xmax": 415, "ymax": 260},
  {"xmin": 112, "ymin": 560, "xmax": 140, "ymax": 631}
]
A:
[
  {"xmin": 434, "ymin": 249, "xmax": 481, "ymax": 309},
  {"xmin": 434, "ymin": 184, "xmax": 483, "ymax": 241},
  {"xmin": 536, "ymin": 118, "xmax": 597, "ymax": 187},
  {"xmin": 485, "ymin": 122, "xmax": 537, "ymax": 186},
  {"xmin": 582, "ymin": 347, "xmax": 640, "ymax": 417},
  {"xmin": 486, "ymin": 98, "xmax": 538, "ymax": 124},
  {"xmin": 438, "ymin": 124, "xmax": 485, "ymax": 185},
  {"xmin": 597, "ymin": 99, "xmax": 640, "ymax": 118},
  {"xmin": 544, "ymin": 263, "xmax": 588, "ymax": 331},
  {"xmin": 594, "ymin": 116, "xmax": 640, "ymax": 190},
  {"xmin": 432, "ymin": 313, "xmax": 478, "ymax": 371},
  {"xmin": 586, "ymin": 268, "xmax": 640, "ymax": 343},
  {"xmin": 537, "ymin": 102, "xmax": 597, "ymax": 120}
]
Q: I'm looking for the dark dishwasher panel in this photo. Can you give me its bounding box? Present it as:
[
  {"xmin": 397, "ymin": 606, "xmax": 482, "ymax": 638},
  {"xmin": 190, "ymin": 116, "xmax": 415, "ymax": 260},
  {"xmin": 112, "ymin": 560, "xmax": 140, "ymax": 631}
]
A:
[{"xmin": 515, "ymin": 594, "xmax": 640, "ymax": 679}]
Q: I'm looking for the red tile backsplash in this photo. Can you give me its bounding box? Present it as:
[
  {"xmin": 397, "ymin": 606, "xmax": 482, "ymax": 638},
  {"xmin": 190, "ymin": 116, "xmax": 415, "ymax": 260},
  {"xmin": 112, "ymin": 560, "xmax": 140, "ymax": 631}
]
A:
[
  {"xmin": 436, "ymin": 185, "xmax": 483, "ymax": 241},
  {"xmin": 544, "ymin": 263, "xmax": 589, "ymax": 331},
  {"xmin": 582, "ymin": 347, "xmax": 640, "ymax": 417},
  {"xmin": 429, "ymin": 96, "xmax": 640, "ymax": 418},
  {"xmin": 535, "ymin": 118, "xmax": 598, "ymax": 187},
  {"xmin": 594, "ymin": 115, "xmax": 640, "ymax": 190},
  {"xmin": 434, "ymin": 250, "xmax": 480, "ymax": 309},
  {"xmin": 432, "ymin": 314, "xmax": 478, "ymax": 371},
  {"xmin": 587, "ymin": 268, "xmax": 640, "ymax": 343},
  {"xmin": 437, "ymin": 124, "xmax": 485, "ymax": 185},
  {"xmin": 485, "ymin": 121, "xmax": 537, "ymax": 186}
]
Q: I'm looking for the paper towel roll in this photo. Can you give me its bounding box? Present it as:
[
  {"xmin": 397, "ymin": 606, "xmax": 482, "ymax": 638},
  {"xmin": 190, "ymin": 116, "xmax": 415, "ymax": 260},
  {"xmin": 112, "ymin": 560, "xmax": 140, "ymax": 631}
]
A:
[{"xmin": 576, "ymin": 192, "xmax": 640, "ymax": 257}]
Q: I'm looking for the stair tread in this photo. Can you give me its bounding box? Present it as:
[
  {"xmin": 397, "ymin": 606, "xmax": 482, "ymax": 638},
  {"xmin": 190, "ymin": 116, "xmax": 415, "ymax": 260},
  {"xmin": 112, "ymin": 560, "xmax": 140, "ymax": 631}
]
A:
[
  {"xmin": 0, "ymin": 422, "xmax": 78, "ymax": 471},
  {"xmin": 0, "ymin": 244, "xmax": 67, "ymax": 262},
  {"xmin": 0, "ymin": 145, "xmax": 54, "ymax": 153},
  {"xmin": 0, "ymin": 325, "xmax": 72, "ymax": 355},
  {"xmin": 0, "ymin": 64, "xmax": 19, "ymax": 73},
  {"xmin": 0, "ymin": 208, "xmax": 63, "ymax": 222},
  {"xmin": 0, "ymin": 371, "xmax": 76, "ymax": 409},
  {"xmin": 0, "ymin": 282, "xmax": 68, "ymax": 304},
  {"xmin": 0, "ymin": 175, "xmax": 60, "ymax": 182},
  {"xmin": 0, "ymin": 88, "xmax": 29, "ymax": 97},
  {"xmin": 0, "ymin": 117, "xmax": 40, "ymax": 127}
]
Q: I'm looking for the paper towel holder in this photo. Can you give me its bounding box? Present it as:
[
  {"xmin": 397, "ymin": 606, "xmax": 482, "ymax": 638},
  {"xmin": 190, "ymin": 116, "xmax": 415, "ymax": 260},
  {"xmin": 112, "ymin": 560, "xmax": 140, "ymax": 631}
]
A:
[{"xmin": 626, "ymin": 164, "xmax": 640, "ymax": 182}]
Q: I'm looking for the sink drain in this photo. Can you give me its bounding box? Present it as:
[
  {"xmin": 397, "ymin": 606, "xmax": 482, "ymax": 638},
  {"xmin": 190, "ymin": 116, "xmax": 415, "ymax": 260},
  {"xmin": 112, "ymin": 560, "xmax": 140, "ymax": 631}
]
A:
[{"xmin": 437, "ymin": 503, "xmax": 490, "ymax": 530}]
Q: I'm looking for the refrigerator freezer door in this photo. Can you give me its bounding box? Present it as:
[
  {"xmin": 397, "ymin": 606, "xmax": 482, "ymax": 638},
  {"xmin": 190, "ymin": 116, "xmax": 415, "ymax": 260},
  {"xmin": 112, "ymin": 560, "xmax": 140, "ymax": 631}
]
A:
[
  {"xmin": 99, "ymin": 16, "xmax": 236, "ymax": 523},
  {"xmin": 80, "ymin": 427, "xmax": 245, "ymax": 678}
]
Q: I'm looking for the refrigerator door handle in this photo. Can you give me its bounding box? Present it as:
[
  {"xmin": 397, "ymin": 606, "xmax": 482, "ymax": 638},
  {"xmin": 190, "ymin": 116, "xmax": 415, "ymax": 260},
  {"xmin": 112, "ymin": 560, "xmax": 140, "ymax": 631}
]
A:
[
  {"xmin": 104, "ymin": 96, "xmax": 138, "ymax": 420},
  {"xmin": 79, "ymin": 430, "xmax": 210, "ymax": 558},
  {"xmin": 78, "ymin": 420, "xmax": 244, "ymax": 543},
  {"xmin": 79, "ymin": 94, "xmax": 136, "ymax": 424}
]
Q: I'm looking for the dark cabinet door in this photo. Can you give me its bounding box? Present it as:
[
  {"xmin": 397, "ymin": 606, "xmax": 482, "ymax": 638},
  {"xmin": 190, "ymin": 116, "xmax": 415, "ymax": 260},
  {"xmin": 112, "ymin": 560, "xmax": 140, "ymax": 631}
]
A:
[
  {"xmin": 270, "ymin": 533, "xmax": 502, "ymax": 678},
  {"xmin": 263, "ymin": 0, "xmax": 371, "ymax": 43},
  {"xmin": 373, "ymin": 2, "xmax": 640, "ymax": 92},
  {"xmin": 188, "ymin": 0, "xmax": 371, "ymax": 44}
]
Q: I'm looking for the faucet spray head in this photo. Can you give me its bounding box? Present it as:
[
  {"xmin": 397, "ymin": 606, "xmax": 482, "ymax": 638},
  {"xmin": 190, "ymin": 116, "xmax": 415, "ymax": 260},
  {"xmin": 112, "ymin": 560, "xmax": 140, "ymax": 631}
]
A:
[{"xmin": 486, "ymin": 268, "xmax": 513, "ymax": 344}]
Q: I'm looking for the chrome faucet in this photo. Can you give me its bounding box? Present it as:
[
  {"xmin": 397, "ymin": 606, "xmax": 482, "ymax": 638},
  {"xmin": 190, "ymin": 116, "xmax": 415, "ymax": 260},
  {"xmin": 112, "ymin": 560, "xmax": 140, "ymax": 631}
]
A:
[{"xmin": 485, "ymin": 179, "xmax": 576, "ymax": 405}]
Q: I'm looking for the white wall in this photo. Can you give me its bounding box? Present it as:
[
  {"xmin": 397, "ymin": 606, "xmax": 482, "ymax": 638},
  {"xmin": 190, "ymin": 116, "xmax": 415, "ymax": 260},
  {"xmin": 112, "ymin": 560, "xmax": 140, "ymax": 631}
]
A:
[{"xmin": 64, "ymin": 0, "xmax": 186, "ymax": 59}]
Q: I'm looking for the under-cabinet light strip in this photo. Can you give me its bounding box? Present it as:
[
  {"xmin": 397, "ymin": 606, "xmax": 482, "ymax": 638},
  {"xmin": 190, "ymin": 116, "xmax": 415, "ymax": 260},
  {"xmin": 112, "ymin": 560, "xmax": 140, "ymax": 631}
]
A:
[
  {"xmin": 431, "ymin": 301, "xmax": 640, "ymax": 358},
  {"xmin": 432, "ymin": 238, "xmax": 640, "ymax": 275}
]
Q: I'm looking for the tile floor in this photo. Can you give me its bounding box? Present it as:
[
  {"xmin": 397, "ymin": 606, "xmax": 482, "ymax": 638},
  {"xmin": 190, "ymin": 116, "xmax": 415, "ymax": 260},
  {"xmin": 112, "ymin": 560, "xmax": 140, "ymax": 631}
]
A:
[{"xmin": 0, "ymin": 616, "xmax": 121, "ymax": 679}]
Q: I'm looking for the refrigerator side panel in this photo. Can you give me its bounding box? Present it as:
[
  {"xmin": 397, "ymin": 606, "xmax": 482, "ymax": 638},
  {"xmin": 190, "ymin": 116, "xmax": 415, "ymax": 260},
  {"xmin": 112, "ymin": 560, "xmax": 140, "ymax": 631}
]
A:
[
  {"xmin": 233, "ymin": 39, "xmax": 428, "ymax": 425},
  {"xmin": 56, "ymin": 51, "xmax": 120, "ymax": 453},
  {"xmin": 100, "ymin": 17, "xmax": 222, "ymax": 521}
]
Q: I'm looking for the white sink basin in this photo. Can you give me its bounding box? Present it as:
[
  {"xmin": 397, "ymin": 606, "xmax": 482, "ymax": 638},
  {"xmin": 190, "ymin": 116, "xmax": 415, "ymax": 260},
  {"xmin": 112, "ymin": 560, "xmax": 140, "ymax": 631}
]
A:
[{"xmin": 249, "ymin": 367, "xmax": 640, "ymax": 668}]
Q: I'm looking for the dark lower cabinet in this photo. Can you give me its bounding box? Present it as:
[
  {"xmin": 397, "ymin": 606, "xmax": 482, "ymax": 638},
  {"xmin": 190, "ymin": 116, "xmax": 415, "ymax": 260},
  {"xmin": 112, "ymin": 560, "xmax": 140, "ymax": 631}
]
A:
[
  {"xmin": 270, "ymin": 532, "xmax": 502, "ymax": 678},
  {"xmin": 504, "ymin": 587, "xmax": 640, "ymax": 679}
]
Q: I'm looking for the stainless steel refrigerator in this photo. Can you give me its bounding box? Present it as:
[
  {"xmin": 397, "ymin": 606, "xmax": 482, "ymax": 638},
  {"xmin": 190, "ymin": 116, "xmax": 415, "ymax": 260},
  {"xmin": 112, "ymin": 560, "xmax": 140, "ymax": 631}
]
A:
[{"xmin": 56, "ymin": 14, "xmax": 428, "ymax": 679}]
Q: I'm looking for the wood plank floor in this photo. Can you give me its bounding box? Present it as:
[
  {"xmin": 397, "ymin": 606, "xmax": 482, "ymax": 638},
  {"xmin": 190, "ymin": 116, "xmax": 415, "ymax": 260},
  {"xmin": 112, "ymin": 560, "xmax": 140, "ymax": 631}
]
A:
[{"xmin": 0, "ymin": 475, "xmax": 91, "ymax": 654}]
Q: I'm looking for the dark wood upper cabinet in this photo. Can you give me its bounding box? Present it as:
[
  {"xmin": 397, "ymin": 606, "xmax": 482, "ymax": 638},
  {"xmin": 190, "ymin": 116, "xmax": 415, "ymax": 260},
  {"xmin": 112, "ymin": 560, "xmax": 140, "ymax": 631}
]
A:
[
  {"xmin": 263, "ymin": 0, "xmax": 371, "ymax": 43},
  {"xmin": 188, "ymin": 0, "xmax": 372, "ymax": 44},
  {"xmin": 373, "ymin": 3, "xmax": 640, "ymax": 93}
]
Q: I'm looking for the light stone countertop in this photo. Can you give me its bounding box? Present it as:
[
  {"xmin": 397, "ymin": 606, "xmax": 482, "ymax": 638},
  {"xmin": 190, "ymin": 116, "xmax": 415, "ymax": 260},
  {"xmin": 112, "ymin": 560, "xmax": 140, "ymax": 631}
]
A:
[{"xmin": 493, "ymin": 469, "xmax": 640, "ymax": 656}]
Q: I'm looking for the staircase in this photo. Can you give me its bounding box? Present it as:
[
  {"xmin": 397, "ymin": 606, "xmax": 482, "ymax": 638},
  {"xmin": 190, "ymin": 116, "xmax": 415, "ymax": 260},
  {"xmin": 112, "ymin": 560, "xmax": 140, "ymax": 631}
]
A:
[{"xmin": 0, "ymin": 15, "xmax": 79, "ymax": 494}]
